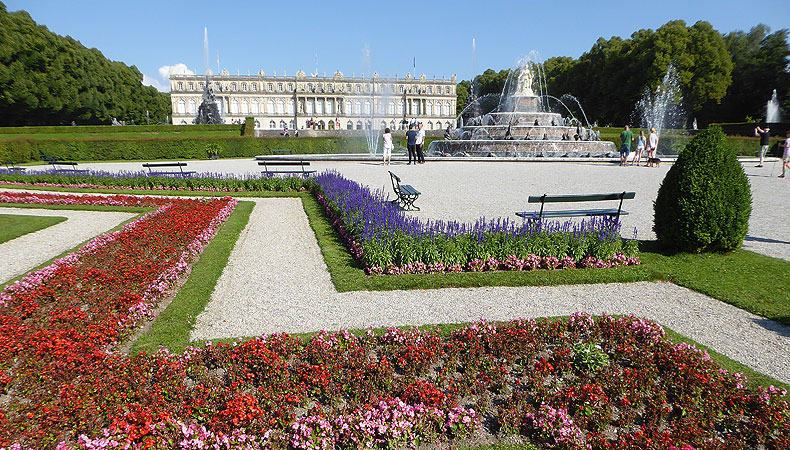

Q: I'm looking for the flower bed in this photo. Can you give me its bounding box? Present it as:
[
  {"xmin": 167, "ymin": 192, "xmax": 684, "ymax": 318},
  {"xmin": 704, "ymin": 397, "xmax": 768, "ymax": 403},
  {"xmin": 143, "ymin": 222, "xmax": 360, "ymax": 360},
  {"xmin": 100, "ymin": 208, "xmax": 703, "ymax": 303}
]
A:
[{"xmin": 313, "ymin": 171, "xmax": 640, "ymax": 274}]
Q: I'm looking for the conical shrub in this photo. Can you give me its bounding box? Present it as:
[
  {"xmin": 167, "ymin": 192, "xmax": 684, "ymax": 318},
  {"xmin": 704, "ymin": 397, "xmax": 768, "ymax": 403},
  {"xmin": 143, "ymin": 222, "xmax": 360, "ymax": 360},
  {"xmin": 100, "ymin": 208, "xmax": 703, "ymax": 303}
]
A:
[{"xmin": 653, "ymin": 126, "xmax": 751, "ymax": 253}]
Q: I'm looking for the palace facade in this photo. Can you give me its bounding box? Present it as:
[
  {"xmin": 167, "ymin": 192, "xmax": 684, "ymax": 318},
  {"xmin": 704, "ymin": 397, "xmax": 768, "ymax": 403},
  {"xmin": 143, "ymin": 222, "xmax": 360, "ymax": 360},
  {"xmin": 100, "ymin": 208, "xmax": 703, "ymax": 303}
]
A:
[{"xmin": 170, "ymin": 69, "xmax": 457, "ymax": 131}]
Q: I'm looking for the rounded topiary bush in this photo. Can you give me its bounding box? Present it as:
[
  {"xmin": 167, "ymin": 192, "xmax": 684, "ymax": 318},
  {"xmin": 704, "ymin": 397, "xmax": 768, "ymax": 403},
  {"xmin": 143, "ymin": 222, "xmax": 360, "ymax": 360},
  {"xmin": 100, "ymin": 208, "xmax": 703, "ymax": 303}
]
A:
[{"xmin": 653, "ymin": 126, "xmax": 751, "ymax": 253}]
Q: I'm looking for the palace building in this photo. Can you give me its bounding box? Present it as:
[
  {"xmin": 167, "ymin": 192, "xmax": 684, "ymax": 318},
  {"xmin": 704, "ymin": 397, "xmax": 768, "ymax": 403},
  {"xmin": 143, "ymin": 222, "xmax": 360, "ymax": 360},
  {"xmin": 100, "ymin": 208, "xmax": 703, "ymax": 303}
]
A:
[{"xmin": 170, "ymin": 69, "xmax": 457, "ymax": 131}]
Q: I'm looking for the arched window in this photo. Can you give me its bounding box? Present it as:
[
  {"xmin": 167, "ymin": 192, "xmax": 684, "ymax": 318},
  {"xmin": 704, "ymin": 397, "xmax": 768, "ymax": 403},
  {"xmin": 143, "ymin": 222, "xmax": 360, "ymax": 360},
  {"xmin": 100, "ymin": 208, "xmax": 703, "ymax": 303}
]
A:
[
  {"xmin": 444, "ymin": 103, "xmax": 450, "ymax": 116},
  {"xmin": 414, "ymin": 102, "xmax": 420, "ymax": 115},
  {"xmin": 277, "ymin": 100, "xmax": 285, "ymax": 114},
  {"xmin": 356, "ymin": 121, "xmax": 363, "ymax": 130},
  {"xmin": 267, "ymin": 100, "xmax": 274, "ymax": 113},
  {"xmin": 446, "ymin": 121, "xmax": 452, "ymax": 129},
  {"xmin": 427, "ymin": 122, "xmax": 433, "ymax": 130},
  {"xmin": 364, "ymin": 101, "xmax": 371, "ymax": 115},
  {"xmin": 306, "ymin": 100, "xmax": 314, "ymax": 115},
  {"xmin": 388, "ymin": 102, "xmax": 395, "ymax": 115},
  {"xmin": 180, "ymin": 120, "xmax": 187, "ymax": 125},
  {"xmin": 287, "ymin": 100, "xmax": 295, "ymax": 114},
  {"xmin": 426, "ymin": 102, "xmax": 433, "ymax": 116},
  {"xmin": 254, "ymin": 120, "xmax": 260, "ymax": 128},
  {"xmin": 188, "ymin": 100, "xmax": 196, "ymax": 114},
  {"xmin": 345, "ymin": 101, "xmax": 352, "ymax": 115},
  {"xmin": 251, "ymin": 101, "xmax": 259, "ymax": 114},
  {"xmin": 289, "ymin": 120, "xmax": 295, "ymax": 129},
  {"xmin": 355, "ymin": 85, "xmax": 361, "ymax": 93},
  {"xmin": 280, "ymin": 120, "xmax": 287, "ymax": 129},
  {"xmin": 177, "ymin": 100, "xmax": 186, "ymax": 114},
  {"xmin": 347, "ymin": 120, "xmax": 353, "ymax": 130},
  {"xmin": 354, "ymin": 101, "xmax": 361, "ymax": 115},
  {"xmin": 398, "ymin": 101, "xmax": 404, "ymax": 115},
  {"xmin": 365, "ymin": 121, "xmax": 372, "ymax": 130},
  {"xmin": 390, "ymin": 120, "xmax": 396, "ymax": 129},
  {"xmin": 319, "ymin": 120, "xmax": 325, "ymax": 129},
  {"xmin": 269, "ymin": 120, "xmax": 276, "ymax": 129},
  {"xmin": 316, "ymin": 100, "xmax": 324, "ymax": 114},
  {"xmin": 231, "ymin": 100, "xmax": 239, "ymax": 114},
  {"xmin": 241, "ymin": 100, "xmax": 249, "ymax": 114},
  {"xmin": 326, "ymin": 99, "xmax": 334, "ymax": 115}
]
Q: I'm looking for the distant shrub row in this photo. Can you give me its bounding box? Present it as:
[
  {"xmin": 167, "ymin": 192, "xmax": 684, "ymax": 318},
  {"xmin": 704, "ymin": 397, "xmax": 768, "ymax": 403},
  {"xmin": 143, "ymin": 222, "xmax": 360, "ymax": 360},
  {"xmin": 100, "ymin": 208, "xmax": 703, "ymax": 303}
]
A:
[
  {"xmin": 601, "ymin": 134, "xmax": 783, "ymax": 156},
  {"xmin": 0, "ymin": 124, "xmax": 240, "ymax": 135},
  {"xmin": 0, "ymin": 136, "xmax": 435, "ymax": 163}
]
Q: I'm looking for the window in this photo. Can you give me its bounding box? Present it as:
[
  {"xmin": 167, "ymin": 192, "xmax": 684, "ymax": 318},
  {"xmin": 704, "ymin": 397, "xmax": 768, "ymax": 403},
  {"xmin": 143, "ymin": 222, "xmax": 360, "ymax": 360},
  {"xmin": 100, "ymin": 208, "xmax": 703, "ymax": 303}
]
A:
[
  {"xmin": 356, "ymin": 121, "xmax": 363, "ymax": 130},
  {"xmin": 289, "ymin": 120, "xmax": 295, "ymax": 129},
  {"xmin": 329, "ymin": 84, "xmax": 334, "ymax": 92},
  {"xmin": 177, "ymin": 82, "xmax": 183, "ymax": 90},
  {"xmin": 252, "ymin": 101, "xmax": 259, "ymax": 114},
  {"xmin": 215, "ymin": 82, "xmax": 221, "ymax": 91},
  {"xmin": 366, "ymin": 84, "xmax": 371, "ymax": 93},
  {"xmin": 379, "ymin": 121, "xmax": 387, "ymax": 129},
  {"xmin": 287, "ymin": 83, "xmax": 293, "ymax": 91},
  {"xmin": 269, "ymin": 120, "xmax": 276, "ymax": 129},
  {"xmin": 326, "ymin": 99, "xmax": 334, "ymax": 115},
  {"xmin": 241, "ymin": 100, "xmax": 249, "ymax": 114},
  {"xmin": 345, "ymin": 101, "xmax": 352, "ymax": 115},
  {"xmin": 355, "ymin": 85, "xmax": 361, "ymax": 93},
  {"xmin": 278, "ymin": 83, "xmax": 283, "ymax": 91},
  {"xmin": 188, "ymin": 82, "xmax": 194, "ymax": 90},
  {"xmin": 199, "ymin": 82, "xmax": 204, "ymax": 90},
  {"xmin": 242, "ymin": 83, "xmax": 247, "ymax": 91},
  {"xmin": 399, "ymin": 85, "xmax": 404, "ymax": 93},
  {"xmin": 426, "ymin": 102, "xmax": 432, "ymax": 116},
  {"xmin": 255, "ymin": 120, "xmax": 260, "ymax": 128},
  {"xmin": 390, "ymin": 85, "xmax": 396, "ymax": 94},
  {"xmin": 444, "ymin": 103, "xmax": 450, "ymax": 116},
  {"xmin": 388, "ymin": 102, "xmax": 395, "ymax": 115},
  {"xmin": 308, "ymin": 83, "xmax": 313, "ymax": 92},
  {"xmin": 177, "ymin": 99, "xmax": 186, "ymax": 114},
  {"xmin": 347, "ymin": 120, "xmax": 353, "ymax": 130},
  {"xmin": 231, "ymin": 83, "xmax": 237, "ymax": 91},
  {"xmin": 267, "ymin": 83, "xmax": 273, "ymax": 91},
  {"xmin": 267, "ymin": 100, "xmax": 274, "ymax": 113},
  {"xmin": 319, "ymin": 84, "xmax": 325, "ymax": 93},
  {"xmin": 346, "ymin": 84, "xmax": 351, "ymax": 92},
  {"xmin": 277, "ymin": 100, "xmax": 284, "ymax": 114},
  {"xmin": 287, "ymin": 99, "xmax": 295, "ymax": 114},
  {"xmin": 252, "ymin": 83, "xmax": 257, "ymax": 91},
  {"xmin": 354, "ymin": 101, "xmax": 361, "ymax": 115},
  {"xmin": 427, "ymin": 122, "xmax": 433, "ymax": 130},
  {"xmin": 188, "ymin": 100, "xmax": 196, "ymax": 114},
  {"xmin": 428, "ymin": 86, "xmax": 432, "ymax": 94},
  {"xmin": 316, "ymin": 100, "xmax": 323, "ymax": 114},
  {"xmin": 414, "ymin": 102, "xmax": 420, "ymax": 115},
  {"xmin": 365, "ymin": 121, "xmax": 371, "ymax": 130},
  {"xmin": 231, "ymin": 100, "xmax": 239, "ymax": 114},
  {"xmin": 398, "ymin": 101, "xmax": 404, "ymax": 115},
  {"xmin": 306, "ymin": 100, "xmax": 314, "ymax": 115},
  {"xmin": 445, "ymin": 86, "xmax": 450, "ymax": 94},
  {"xmin": 280, "ymin": 120, "xmax": 287, "ymax": 129},
  {"xmin": 364, "ymin": 101, "xmax": 371, "ymax": 115}
]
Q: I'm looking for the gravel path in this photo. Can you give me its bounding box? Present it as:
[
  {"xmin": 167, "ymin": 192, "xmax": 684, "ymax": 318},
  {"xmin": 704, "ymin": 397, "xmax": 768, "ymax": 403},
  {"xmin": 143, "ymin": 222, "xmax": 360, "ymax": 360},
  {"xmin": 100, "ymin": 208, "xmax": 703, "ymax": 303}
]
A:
[
  {"xmin": 191, "ymin": 198, "xmax": 790, "ymax": 385},
  {"xmin": 64, "ymin": 158, "xmax": 790, "ymax": 261},
  {"xmin": 0, "ymin": 207, "xmax": 137, "ymax": 284}
]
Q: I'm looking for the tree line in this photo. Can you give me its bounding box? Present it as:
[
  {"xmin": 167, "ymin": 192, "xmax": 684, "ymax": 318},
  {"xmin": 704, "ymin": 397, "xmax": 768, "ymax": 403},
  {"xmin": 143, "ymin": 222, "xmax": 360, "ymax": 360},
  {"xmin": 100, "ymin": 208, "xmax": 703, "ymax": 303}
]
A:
[
  {"xmin": 0, "ymin": 2, "xmax": 171, "ymax": 126},
  {"xmin": 457, "ymin": 20, "xmax": 790, "ymax": 127}
]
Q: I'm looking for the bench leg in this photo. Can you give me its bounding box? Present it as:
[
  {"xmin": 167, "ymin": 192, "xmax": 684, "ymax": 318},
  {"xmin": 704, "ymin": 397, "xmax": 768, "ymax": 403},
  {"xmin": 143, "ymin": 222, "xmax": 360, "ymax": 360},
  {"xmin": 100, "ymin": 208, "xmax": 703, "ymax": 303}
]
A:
[{"xmin": 400, "ymin": 194, "xmax": 420, "ymax": 211}]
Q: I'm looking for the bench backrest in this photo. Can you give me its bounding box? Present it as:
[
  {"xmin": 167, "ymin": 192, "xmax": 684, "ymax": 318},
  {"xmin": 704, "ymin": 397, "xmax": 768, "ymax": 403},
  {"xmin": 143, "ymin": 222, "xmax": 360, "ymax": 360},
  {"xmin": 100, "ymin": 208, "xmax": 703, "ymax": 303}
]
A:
[
  {"xmin": 257, "ymin": 161, "xmax": 310, "ymax": 166},
  {"xmin": 528, "ymin": 192, "xmax": 635, "ymax": 203},
  {"xmin": 51, "ymin": 161, "xmax": 79, "ymax": 166},
  {"xmin": 142, "ymin": 162, "xmax": 188, "ymax": 168},
  {"xmin": 389, "ymin": 171, "xmax": 402, "ymax": 191}
]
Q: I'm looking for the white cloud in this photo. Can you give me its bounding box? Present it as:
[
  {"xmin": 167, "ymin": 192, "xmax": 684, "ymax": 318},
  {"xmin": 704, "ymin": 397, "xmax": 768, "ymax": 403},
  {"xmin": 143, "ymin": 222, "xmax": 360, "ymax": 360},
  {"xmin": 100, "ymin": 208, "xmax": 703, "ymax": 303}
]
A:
[
  {"xmin": 142, "ymin": 74, "xmax": 169, "ymax": 92},
  {"xmin": 158, "ymin": 63, "xmax": 194, "ymax": 79}
]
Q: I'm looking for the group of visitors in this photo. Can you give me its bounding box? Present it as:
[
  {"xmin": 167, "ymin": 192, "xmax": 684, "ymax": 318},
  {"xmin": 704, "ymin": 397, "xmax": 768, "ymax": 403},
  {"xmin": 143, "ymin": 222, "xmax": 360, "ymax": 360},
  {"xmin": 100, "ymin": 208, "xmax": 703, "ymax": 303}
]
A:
[
  {"xmin": 754, "ymin": 126, "xmax": 790, "ymax": 178},
  {"xmin": 619, "ymin": 125, "xmax": 658, "ymax": 167},
  {"xmin": 381, "ymin": 122, "xmax": 426, "ymax": 165}
]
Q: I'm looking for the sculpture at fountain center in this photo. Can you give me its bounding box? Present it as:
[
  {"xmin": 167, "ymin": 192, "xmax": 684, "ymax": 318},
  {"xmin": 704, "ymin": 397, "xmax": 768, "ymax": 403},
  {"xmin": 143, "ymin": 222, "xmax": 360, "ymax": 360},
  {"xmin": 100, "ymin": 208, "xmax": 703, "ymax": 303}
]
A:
[
  {"xmin": 195, "ymin": 74, "xmax": 223, "ymax": 125},
  {"xmin": 515, "ymin": 66, "xmax": 534, "ymax": 96}
]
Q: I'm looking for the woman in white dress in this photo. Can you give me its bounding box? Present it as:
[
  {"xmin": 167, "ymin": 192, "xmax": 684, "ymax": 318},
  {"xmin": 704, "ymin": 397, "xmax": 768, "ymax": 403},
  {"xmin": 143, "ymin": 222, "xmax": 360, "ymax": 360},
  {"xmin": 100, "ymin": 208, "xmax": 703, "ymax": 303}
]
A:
[{"xmin": 382, "ymin": 127, "xmax": 393, "ymax": 165}]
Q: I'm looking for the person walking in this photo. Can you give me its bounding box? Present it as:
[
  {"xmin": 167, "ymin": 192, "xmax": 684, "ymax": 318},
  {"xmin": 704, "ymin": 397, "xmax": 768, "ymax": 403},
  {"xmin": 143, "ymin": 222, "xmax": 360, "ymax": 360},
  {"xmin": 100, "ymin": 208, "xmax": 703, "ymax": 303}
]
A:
[
  {"xmin": 780, "ymin": 130, "xmax": 790, "ymax": 178},
  {"xmin": 415, "ymin": 122, "xmax": 426, "ymax": 164},
  {"xmin": 755, "ymin": 125, "xmax": 771, "ymax": 167},
  {"xmin": 646, "ymin": 127, "xmax": 659, "ymax": 167},
  {"xmin": 633, "ymin": 130, "xmax": 646, "ymax": 166},
  {"xmin": 382, "ymin": 127, "xmax": 393, "ymax": 165},
  {"xmin": 619, "ymin": 125, "xmax": 634, "ymax": 166},
  {"xmin": 405, "ymin": 124, "xmax": 418, "ymax": 165}
]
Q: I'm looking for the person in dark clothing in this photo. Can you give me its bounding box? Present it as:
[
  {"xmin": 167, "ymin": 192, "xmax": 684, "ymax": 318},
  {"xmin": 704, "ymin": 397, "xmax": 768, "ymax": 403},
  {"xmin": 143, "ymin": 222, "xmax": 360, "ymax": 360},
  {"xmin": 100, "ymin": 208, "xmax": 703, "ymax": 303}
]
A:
[
  {"xmin": 405, "ymin": 125, "xmax": 418, "ymax": 165},
  {"xmin": 755, "ymin": 126, "xmax": 771, "ymax": 167}
]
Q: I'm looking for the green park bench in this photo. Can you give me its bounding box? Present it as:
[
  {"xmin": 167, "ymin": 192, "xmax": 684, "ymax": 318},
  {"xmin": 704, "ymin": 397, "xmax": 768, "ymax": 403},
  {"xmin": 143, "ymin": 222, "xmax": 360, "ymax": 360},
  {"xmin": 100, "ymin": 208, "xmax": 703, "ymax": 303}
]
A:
[
  {"xmin": 516, "ymin": 191, "xmax": 635, "ymax": 221},
  {"xmin": 257, "ymin": 159, "xmax": 315, "ymax": 176},
  {"xmin": 142, "ymin": 162, "xmax": 196, "ymax": 177},
  {"xmin": 50, "ymin": 161, "xmax": 89, "ymax": 174},
  {"xmin": 389, "ymin": 171, "xmax": 421, "ymax": 211}
]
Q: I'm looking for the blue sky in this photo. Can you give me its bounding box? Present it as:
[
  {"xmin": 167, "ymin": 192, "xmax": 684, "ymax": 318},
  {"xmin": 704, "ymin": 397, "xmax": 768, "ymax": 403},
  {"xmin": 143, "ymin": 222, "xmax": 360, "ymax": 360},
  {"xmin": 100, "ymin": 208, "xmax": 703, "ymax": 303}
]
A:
[{"xmin": 5, "ymin": 0, "xmax": 789, "ymax": 91}]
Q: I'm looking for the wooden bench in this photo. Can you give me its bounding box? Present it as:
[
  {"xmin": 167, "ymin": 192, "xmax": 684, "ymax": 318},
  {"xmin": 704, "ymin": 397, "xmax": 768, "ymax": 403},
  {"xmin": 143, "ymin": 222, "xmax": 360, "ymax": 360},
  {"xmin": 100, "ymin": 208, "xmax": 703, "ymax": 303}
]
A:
[
  {"xmin": 258, "ymin": 160, "xmax": 315, "ymax": 176},
  {"xmin": 3, "ymin": 161, "xmax": 25, "ymax": 173},
  {"xmin": 50, "ymin": 161, "xmax": 89, "ymax": 174},
  {"xmin": 142, "ymin": 162, "xmax": 196, "ymax": 177},
  {"xmin": 516, "ymin": 191, "xmax": 635, "ymax": 221},
  {"xmin": 271, "ymin": 149, "xmax": 292, "ymax": 155},
  {"xmin": 389, "ymin": 171, "xmax": 421, "ymax": 211}
]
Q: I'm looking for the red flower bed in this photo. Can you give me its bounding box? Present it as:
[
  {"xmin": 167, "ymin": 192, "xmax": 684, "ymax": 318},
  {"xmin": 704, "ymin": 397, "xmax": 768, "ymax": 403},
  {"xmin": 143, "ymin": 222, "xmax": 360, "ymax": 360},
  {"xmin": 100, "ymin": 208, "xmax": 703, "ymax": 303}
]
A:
[{"xmin": 0, "ymin": 193, "xmax": 788, "ymax": 449}]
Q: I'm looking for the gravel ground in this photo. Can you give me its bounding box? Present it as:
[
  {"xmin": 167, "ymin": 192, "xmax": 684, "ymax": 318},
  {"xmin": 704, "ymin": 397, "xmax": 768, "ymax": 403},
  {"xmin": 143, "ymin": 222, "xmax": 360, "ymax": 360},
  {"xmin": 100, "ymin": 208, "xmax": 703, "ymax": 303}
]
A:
[
  {"xmin": 0, "ymin": 207, "xmax": 136, "ymax": 284},
  {"xmin": 66, "ymin": 157, "xmax": 789, "ymax": 261},
  {"xmin": 191, "ymin": 198, "xmax": 790, "ymax": 385}
]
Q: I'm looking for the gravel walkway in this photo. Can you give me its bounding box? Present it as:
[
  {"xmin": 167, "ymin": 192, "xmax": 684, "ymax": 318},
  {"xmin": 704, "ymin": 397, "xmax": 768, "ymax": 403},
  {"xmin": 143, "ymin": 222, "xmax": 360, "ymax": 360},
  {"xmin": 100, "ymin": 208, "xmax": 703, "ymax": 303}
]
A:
[
  {"xmin": 191, "ymin": 198, "xmax": 790, "ymax": 385},
  {"xmin": 0, "ymin": 207, "xmax": 137, "ymax": 284}
]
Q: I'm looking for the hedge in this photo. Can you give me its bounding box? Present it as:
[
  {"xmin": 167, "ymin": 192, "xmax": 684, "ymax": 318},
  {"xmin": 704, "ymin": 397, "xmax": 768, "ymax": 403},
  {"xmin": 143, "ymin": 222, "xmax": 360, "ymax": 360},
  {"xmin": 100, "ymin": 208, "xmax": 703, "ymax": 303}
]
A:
[
  {"xmin": 0, "ymin": 136, "xmax": 439, "ymax": 163},
  {"xmin": 602, "ymin": 135, "xmax": 784, "ymax": 157},
  {"xmin": 0, "ymin": 124, "xmax": 240, "ymax": 135}
]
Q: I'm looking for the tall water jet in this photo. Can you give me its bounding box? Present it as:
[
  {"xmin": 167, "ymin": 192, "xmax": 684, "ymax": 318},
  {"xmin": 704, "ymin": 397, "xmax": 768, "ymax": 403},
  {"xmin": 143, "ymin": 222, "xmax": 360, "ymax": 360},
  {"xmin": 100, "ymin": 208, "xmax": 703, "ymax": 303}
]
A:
[
  {"xmin": 632, "ymin": 63, "xmax": 685, "ymax": 146},
  {"xmin": 767, "ymin": 89, "xmax": 781, "ymax": 123},
  {"xmin": 359, "ymin": 45, "xmax": 380, "ymax": 156},
  {"xmin": 203, "ymin": 27, "xmax": 209, "ymax": 72}
]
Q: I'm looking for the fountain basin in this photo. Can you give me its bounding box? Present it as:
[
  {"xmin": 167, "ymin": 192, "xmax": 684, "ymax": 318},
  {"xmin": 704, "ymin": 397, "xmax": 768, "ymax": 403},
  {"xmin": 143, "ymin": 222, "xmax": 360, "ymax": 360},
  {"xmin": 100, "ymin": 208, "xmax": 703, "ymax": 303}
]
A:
[{"xmin": 429, "ymin": 139, "xmax": 616, "ymax": 158}]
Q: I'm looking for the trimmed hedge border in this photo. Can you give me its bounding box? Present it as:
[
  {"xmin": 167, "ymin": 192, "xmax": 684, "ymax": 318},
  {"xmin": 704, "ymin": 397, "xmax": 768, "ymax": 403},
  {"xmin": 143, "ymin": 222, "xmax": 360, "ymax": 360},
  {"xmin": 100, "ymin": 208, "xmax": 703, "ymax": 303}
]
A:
[{"xmin": 0, "ymin": 124, "xmax": 240, "ymax": 135}]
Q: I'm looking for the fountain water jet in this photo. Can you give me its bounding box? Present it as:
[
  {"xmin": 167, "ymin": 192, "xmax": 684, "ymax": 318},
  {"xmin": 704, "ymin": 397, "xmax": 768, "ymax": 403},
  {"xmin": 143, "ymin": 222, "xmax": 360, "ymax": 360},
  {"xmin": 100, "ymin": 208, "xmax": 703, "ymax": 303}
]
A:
[
  {"xmin": 631, "ymin": 63, "xmax": 685, "ymax": 153},
  {"xmin": 767, "ymin": 89, "xmax": 782, "ymax": 123}
]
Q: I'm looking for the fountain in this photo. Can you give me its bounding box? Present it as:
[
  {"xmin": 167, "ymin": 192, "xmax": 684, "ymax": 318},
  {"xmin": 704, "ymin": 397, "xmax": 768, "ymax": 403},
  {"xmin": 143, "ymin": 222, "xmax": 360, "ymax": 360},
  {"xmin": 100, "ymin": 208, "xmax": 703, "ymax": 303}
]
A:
[
  {"xmin": 767, "ymin": 89, "xmax": 781, "ymax": 124},
  {"xmin": 428, "ymin": 56, "xmax": 615, "ymax": 158},
  {"xmin": 194, "ymin": 28, "xmax": 223, "ymax": 125},
  {"xmin": 631, "ymin": 63, "xmax": 685, "ymax": 154}
]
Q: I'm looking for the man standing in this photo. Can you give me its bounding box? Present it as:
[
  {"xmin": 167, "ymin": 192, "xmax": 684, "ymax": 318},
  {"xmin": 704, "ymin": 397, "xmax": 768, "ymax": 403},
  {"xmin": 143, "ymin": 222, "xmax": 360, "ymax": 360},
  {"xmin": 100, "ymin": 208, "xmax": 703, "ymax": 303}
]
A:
[
  {"xmin": 405, "ymin": 124, "xmax": 418, "ymax": 165},
  {"xmin": 619, "ymin": 125, "xmax": 634, "ymax": 167},
  {"xmin": 415, "ymin": 122, "xmax": 426, "ymax": 164},
  {"xmin": 754, "ymin": 125, "xmax": 771, "ymax": 167}
]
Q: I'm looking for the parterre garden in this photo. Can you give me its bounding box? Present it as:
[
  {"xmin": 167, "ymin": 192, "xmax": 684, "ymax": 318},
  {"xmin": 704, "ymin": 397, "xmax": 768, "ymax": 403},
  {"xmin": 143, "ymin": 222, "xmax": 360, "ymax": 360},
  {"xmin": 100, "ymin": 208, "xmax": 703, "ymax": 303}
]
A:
[{"xmin": 0, "ymin": 128, "xmax": 788, "ymax": 449}]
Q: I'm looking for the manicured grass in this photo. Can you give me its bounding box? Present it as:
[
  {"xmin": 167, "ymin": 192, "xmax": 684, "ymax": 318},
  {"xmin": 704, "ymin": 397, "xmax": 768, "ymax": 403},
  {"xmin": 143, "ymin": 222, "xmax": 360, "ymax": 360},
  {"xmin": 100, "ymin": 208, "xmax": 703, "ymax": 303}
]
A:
[
  {"xmin": 130, "ymin": 200, "xmax": 254, "ymax": 355},
  {"xmin": 0, "ymin": 213, "xmax": 66, "ymax": 244}
]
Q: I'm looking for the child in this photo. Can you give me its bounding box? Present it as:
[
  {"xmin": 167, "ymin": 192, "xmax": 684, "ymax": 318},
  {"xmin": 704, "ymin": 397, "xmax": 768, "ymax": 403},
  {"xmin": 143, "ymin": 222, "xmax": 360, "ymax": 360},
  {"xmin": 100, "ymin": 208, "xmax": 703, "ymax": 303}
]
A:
[{"xmin": 382, "ymin": 127, "xmax": 393, "ymax": 165}]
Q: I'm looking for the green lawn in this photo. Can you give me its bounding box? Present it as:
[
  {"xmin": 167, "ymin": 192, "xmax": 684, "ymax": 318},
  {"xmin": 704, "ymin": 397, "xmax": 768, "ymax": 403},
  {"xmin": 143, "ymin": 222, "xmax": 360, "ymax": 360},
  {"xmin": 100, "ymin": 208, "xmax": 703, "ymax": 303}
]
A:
[{"xmin": 0, "ymin": 213, "xmax": 67, "ymax": 244}]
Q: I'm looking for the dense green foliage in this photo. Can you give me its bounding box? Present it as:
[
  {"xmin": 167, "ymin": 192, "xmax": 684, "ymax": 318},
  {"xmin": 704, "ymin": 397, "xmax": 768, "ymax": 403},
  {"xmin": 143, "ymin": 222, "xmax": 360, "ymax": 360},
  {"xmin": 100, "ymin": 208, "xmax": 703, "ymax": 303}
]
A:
[
  {"xmin": 242, "ymin": 117, "xmax": 255, "ymax": 137},
  {"xmin": 0, "ymin": 124, "xmax": 238, "ymax": 135},
  {"xmin": 0, "ymin": 136, "xmax": 437, "ymax": 163},
  {"xmin": 457, "ymin": 21, "xmax": 789, "ymax": 126},
  {"xmin": 0, "ymin": 2, "xmax": 171, "ymax": 126},
  {"xmin": 653, "ymin": 127, "xmax": 751, "ymax": 253}
]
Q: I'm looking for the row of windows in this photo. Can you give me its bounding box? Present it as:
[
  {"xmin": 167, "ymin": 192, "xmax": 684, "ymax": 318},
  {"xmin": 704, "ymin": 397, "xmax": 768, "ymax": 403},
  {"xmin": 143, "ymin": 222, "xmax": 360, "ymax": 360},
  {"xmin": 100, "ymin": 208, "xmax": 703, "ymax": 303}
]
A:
[
  {"xmin": 176, "ymin": 80, "xmax": 453, "ymax": 95},
  {"xmin": 176, "ymin": 99, "xmax": 454, "ymax": 116},
  {"xmin": 254, "ymin": 119, "xmax": 454, "ymax": 131}
]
